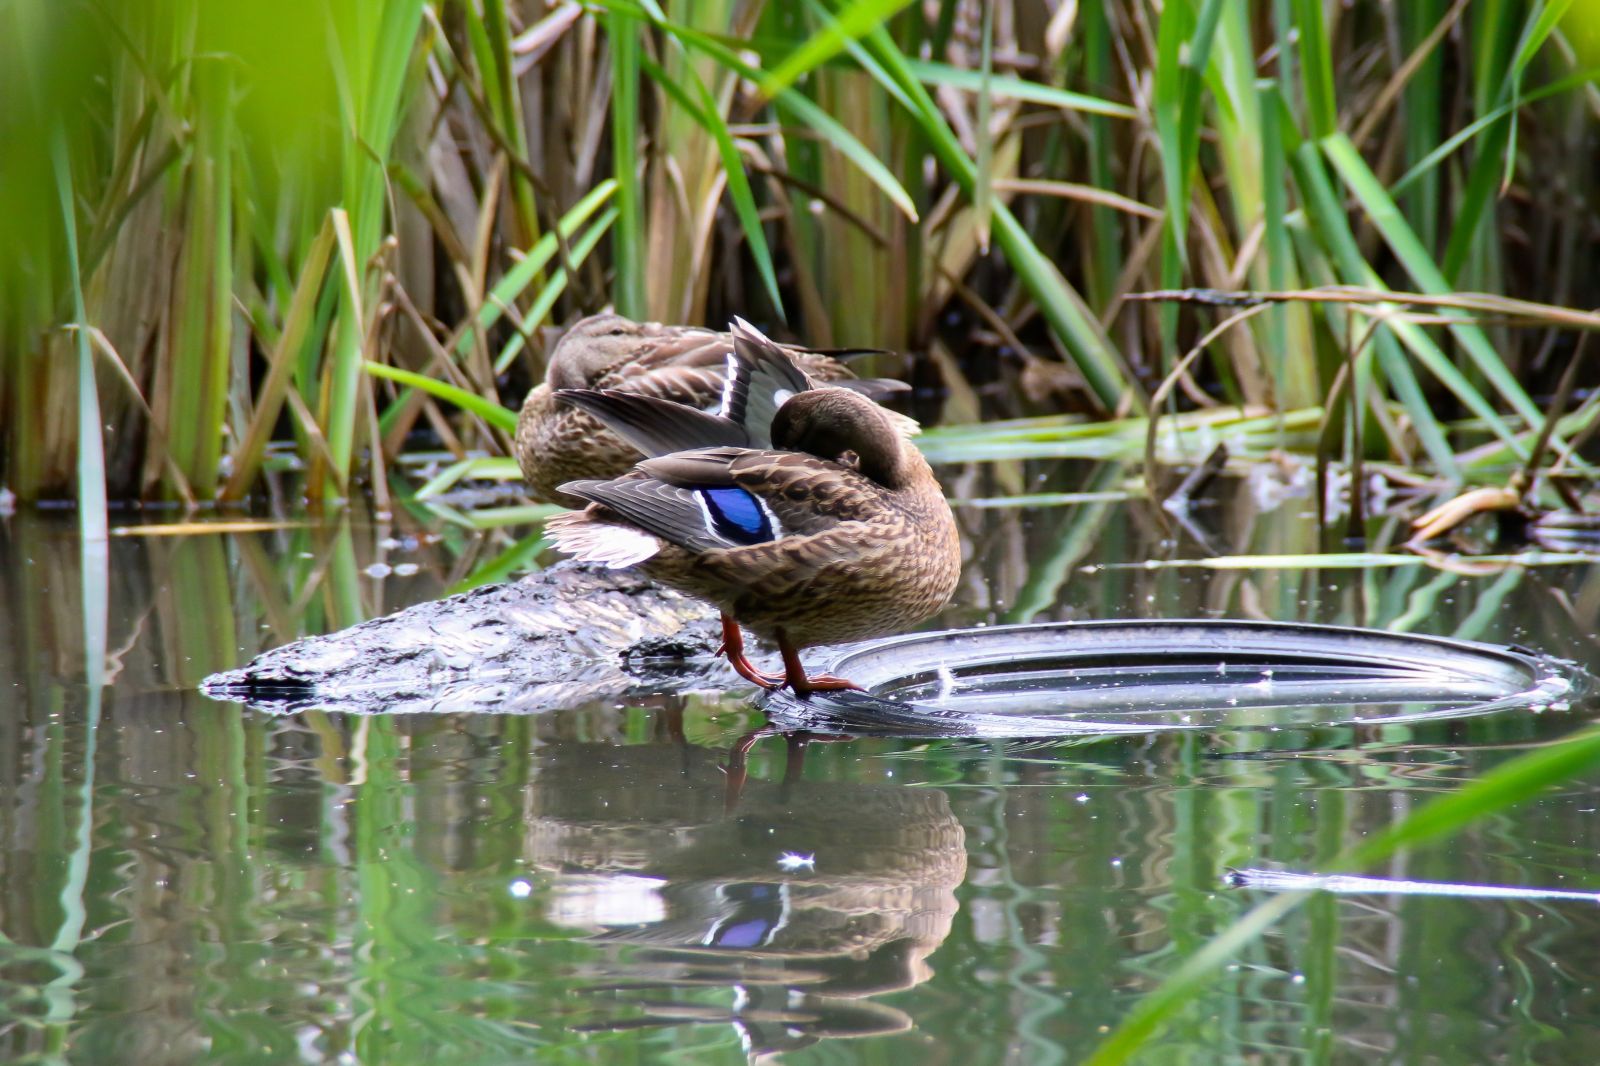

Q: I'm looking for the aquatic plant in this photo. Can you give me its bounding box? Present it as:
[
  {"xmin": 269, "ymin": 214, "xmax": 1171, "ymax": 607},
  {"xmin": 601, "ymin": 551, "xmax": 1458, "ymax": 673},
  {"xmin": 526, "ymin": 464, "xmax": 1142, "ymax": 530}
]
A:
[{"xmin": 1, "ymin": 1, "xmax": 1596, "ymax": 506}]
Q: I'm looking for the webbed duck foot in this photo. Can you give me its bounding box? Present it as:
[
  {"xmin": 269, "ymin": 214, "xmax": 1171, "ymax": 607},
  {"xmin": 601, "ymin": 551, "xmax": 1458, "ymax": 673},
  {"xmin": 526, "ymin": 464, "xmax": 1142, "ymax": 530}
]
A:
[
  {"xmin": 727, "ymin": 655, "xmax": 786, "ymax": 690},
  {"xmin": 787, "ymin": 673, "xmax": 863, "ymax": 697},
  {"xmin": 719, "ymin": 613, "xmax": 785, "ymax": 689},
  {"xmin": 777, "ymin": 633, "xmax": 863, "ymax": 698}
]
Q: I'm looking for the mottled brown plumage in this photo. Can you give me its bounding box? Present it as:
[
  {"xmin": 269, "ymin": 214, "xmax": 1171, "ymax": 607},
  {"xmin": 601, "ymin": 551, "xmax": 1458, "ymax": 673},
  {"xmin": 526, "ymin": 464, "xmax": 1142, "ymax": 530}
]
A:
[
  {"xmin": 515, "ymin": 313, "xmax": 896, "ymax": 505},
  {"xmin": 546, "ymin": 320, "xmax": 960, "ymax": 695}
]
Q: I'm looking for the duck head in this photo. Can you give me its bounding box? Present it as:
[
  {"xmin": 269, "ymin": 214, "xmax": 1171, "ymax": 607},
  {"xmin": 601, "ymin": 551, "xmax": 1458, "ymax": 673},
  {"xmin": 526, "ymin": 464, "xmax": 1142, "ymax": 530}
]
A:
[
  {"xmin": 771, "ymin": 388, "xmax": 916, "ymax": 490},
  {"xmin": 545, "ymin": 313, "xmax": 659, "ymax": 390}
]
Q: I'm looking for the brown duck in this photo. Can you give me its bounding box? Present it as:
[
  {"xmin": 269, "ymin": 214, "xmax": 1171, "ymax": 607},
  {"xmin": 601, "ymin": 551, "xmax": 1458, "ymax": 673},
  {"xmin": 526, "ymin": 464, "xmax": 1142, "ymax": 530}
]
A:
[
  {"xmin": 545, "ymin": 319, "xmax": 960, "ymax": 695},
  {"xmin": 515, "ymin": 313, "xmax": 906, "ymax": 505}
]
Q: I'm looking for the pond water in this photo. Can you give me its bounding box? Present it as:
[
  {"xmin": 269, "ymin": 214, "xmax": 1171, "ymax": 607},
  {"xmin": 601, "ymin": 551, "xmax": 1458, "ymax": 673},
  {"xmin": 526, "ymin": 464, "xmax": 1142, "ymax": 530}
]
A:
[{"xmin": 4, "ymin": 462, "xmax": 1600, "ymax": 1064}]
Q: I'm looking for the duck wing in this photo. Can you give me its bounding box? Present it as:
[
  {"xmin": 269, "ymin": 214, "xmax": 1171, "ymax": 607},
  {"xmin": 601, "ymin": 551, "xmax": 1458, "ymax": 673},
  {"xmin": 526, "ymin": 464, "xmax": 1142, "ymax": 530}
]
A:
[
  {"xmin": 722, "ymin": 318, "xmax": 817, "ymax": 447},
  {"xmin": 613, "ymin": 325, "xmax": 729, "ymax": 372},
  {"xmin": 555, "ymin": 389, "xmax": 748, "ymax": 458},
  {"xmin": 559, "ymin": 442, "xmax": 877, "ymax": 553},
  {"xmin": 561, "ymin": 460, "xmax": 784, "ymax": 557},
  {"xmin": 640, "ymin": 450, "xmax": 873, "ymax": 535},
  {"xmin": 726, "ymin": 319, "xmax": 919, "ymax": 441},
  {"xmin": 590, "ymin": 327, "xmax": 730, "ymax": 410}
]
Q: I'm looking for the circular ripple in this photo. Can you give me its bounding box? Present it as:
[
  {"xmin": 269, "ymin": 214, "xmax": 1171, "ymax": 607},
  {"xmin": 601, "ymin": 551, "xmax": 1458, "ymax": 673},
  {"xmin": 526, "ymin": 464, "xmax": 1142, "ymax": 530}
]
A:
[{"xmin": 760, "ymin": 620, "xmax": 1586, "ymax": 739}]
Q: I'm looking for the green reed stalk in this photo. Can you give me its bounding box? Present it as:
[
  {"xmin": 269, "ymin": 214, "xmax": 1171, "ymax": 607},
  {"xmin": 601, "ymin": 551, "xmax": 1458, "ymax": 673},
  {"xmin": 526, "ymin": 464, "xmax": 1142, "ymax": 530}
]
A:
[
  {"xmin": 856, "ymin": 18, "xmax": 1139, "ymax": 412},
  {"xmin": 319, "ymin": 0, "xmax": 426, "ymax": 502},
  {"xmin": 1399, "ymin": 0, "xmax": 1448, "ymax": 253},
  {"xmin": 166, "ymin": 59, "xmax": 234, "ymax": 500},
  {"xmin": 53, "ymin": 130, "xmax": 106, "ymax": 542},
  {"xmin": 1079, "ymin": 1, "xmax": 1120, "ymax": 310},
  {"xmin": 608, "ymin": 8, "xmax": 646, "ymax": 318},
  {"xmin": 475, "ymin": 0, "xmax": 542, "ymax": 250}
]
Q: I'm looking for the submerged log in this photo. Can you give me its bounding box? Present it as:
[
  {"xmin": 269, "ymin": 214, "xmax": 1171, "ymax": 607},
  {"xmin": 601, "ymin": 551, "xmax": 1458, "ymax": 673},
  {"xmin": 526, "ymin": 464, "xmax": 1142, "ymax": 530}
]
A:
[{"xmin": 201, "ymin": 561, "xmax": 759, "ymax": 715}]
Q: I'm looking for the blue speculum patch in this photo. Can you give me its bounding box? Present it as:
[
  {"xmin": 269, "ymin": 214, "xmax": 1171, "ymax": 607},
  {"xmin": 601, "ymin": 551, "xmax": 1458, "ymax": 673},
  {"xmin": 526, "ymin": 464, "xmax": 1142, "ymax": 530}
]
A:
[{"xmin": 700, "ymin": 486, "xmax": 773, "ymax": 544}]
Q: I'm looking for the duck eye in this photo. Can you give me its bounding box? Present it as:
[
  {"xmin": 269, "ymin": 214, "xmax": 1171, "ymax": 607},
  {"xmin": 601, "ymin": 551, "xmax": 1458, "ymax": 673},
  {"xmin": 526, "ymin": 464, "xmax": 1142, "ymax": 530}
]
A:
[{"xmin": 607, "ymin": 327, "xmax": 629, "ymax": 337}]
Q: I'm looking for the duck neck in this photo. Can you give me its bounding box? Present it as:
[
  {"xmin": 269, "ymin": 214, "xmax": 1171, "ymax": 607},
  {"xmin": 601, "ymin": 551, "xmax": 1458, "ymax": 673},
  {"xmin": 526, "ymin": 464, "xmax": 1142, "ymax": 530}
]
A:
[
  {"xmin": 774, "ymin": 390, "xmax": 914, "ymax": 490},
  {"xmin": 854, "ymin": 435, "xmax": 915, "ymax": 490}
]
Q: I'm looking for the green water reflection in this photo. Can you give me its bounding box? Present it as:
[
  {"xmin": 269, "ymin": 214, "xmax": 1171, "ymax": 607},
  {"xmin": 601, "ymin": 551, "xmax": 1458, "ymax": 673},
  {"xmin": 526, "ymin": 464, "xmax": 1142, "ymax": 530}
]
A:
[{"xmin": 4, "ymin": 468, "xmax": 1600, "ymax": 1063}]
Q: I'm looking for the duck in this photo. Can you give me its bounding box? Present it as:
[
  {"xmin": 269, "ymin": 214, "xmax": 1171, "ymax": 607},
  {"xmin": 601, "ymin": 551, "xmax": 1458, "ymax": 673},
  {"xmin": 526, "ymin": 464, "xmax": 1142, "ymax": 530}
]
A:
[
  {"xmin": 545, "ymin": 319, "xmax": 960, "ymax": 696},
  {"xmin": 515, "ymin": 312, "xmax": 907, "ymax": 505}
]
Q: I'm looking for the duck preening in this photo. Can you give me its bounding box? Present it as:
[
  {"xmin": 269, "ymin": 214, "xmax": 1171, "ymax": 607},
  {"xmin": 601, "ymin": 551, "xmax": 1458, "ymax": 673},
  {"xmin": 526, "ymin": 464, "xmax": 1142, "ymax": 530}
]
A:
[
  {"xmin": 545, "ymin": 319, "xmax": 959, "ymax": 696},
  {"xmin": 515, "ymin": 313, "xmax": 907, "ymax": 505}
]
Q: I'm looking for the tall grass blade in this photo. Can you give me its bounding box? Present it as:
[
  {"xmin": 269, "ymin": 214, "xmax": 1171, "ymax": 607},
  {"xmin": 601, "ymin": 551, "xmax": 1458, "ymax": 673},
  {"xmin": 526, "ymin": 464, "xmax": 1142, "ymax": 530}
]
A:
[
  {"xmin": 607, "ymin": 8, "xmax": 646, "ymax": 317},
  {"xmin": 641, "ymin": 49, "xmax": 785, "ymax": 319},
  {"xmin": 906, "ymin": 60, "xmax": 1138, "ymax": 118},
  {"xmin": 495, "ymin": 206, "xmax": 618, "ymax": 373},
  {"xmin": 1080, "ymin": 1, "xmax": 1120, "ymax": 308},
  {"xmin": 773, "ymin": 88, "xmax": 918, "ymax": 221},
  {"xmin": 321, "ymin": 0, "xmax": 426, "ymax": 501},
  {"xmin": 165, "ymin": 59, "xmax": 234, "ymax": 500},
  {"xmin": 477, "ymin": 0, "xmax": 541, "ymax": 249},
  {"xmin": 363, "ymin": 363, "xmax": 518, "ymax": 433},
  {"xmin": 47, "ymin": 129, "xmax": 106, "ymax": 1041},
  {"xmin": 1154, "ymin": 0, "xmax": 1223, "ymax": 270},
  {"xmin": 458, "ymin": 180, "xmax": 616, "ymax": 361},
  {"xmin": 1294, "ymin": 0, "xmax": 1338, "ymax": 137},
  {"xmin": 1322, "ymin": 133, "xmax": 1547, "ymax": 430},
  {"xmin": 223, "ymin": 215, "xmax": 337, "ymax": 501},
  {"xmin": 972, "ymin": 1, "xmax": 994, "ymax": 253},
  {"xmin": 53, "ymin": 130, "xmax": 106, "ymax": 540},
  {"xmin": 764, "ymin": 0, "xmax": 918, "ymax": 96},
  {"xmin": 1500, "ymin": 0, "xmax": 1573, "ymax": 189},
  {"xmin": 649, "ymin": 14, "xmax": 919, "ymax": 221},
  {"xmin": 1287, "ymin": 135, "xmax": 1467, "ymax": 472},
  {"xmin": 855, "ymin": 20, "xmax": 1139, "ymax": 411}
]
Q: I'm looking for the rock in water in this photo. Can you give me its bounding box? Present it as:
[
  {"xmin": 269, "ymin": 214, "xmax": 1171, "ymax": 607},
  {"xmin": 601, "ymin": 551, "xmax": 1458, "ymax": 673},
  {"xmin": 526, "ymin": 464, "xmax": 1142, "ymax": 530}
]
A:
[{"xmin": 201, "ymin": 562, "xmax": 733, "ymax": 715}]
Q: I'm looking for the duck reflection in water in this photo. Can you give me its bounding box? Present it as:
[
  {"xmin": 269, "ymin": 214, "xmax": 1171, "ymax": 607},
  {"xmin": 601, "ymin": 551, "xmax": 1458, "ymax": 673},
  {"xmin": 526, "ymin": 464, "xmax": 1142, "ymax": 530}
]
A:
[{"xmin": 524, "ymin": 720, "xmax": 966, "ymax": 1056}]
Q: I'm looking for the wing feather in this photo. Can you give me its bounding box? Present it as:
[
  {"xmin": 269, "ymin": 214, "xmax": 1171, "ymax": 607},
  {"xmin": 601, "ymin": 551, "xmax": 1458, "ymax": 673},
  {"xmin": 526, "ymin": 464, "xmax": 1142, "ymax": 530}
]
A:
[
  {"xmin": 724, "ymin": 318, "xmax": 816, "ymax": 446},
  {"xmin": 556, "ymin": 390, "xmax": 749, "ymax": 458},
  {"xmin": 561, "ymin": 476, "xmax": 735, "ymax": 555}
]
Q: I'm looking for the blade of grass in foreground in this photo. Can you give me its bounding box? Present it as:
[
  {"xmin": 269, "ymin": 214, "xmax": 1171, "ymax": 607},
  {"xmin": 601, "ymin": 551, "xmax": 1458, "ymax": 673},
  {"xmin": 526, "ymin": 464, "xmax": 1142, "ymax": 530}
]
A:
[
  {"xmin": 712, "ymin": 110, "xmax": 782, "ymax": 323},
  {"xmin": 458, "ymin": 180, "xmax": 616, "ymax": 362},
  {"xmin": 645, "ymin": 12, "xmax": 919, "ymax": 220},
  {"xmin": 474, "ymin": 0, "xmax": 541, "ymax": 250},
  {"xmin": 223, "ymin": 214, "xmax": 337, "ymax": 501},
  {"xmin": 494, "ymin": 206, "xmax": 618, "ymax": 372},
  {"xmin": 1086, "ymin": 723, "xmax": 1600, "ymax": 1065},
  {"xmin": 54, "ymin": 129, "xmax": 106, "ymax": 539},
  {"xmin": 415, "ymin": 456, "xmax": 522, "ymax": 500},
  {"xmin": 363, "ymin": 363, "xmax": 518, "ymax": 433},
  {"xmin": 1286, "ymin": 134, "xmax": 1467, "ymax": 473},
  {"xmin": 906, "ymin": 60, "xmax": 1138, "ymax": 118},
  {"xmin": 762, "ymin": 0, "xmax": 918, "ymax": 96},
  {"xmin": 53, "ymin": 128, "xmax": 106, "ymax": 1036},
  {"xmin": 624, "ymin": 3, "xmax": 928, "ymax": 224},
  {"xmin": 447, "ymin": 532, "xmax": 551, "ymax": 595},
  {"xmin": 322, "ymin": 0, "xmax": 427, "ymax": 502}
]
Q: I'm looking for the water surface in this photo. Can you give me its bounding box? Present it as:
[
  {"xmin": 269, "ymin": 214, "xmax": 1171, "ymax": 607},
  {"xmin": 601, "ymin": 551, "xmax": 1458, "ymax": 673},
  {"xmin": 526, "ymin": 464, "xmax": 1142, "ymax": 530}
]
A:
[{"xmin": 4, "ymin": 466, "xmax": 1600, "ymax": 1063}]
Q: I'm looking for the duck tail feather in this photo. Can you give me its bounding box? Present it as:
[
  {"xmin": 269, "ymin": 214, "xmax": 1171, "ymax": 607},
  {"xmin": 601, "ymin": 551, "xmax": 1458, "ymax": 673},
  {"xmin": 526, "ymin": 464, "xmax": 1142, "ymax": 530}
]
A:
[{"xmin": 545, "ymin": 510, "xmax": 663, "ymax": 569}]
